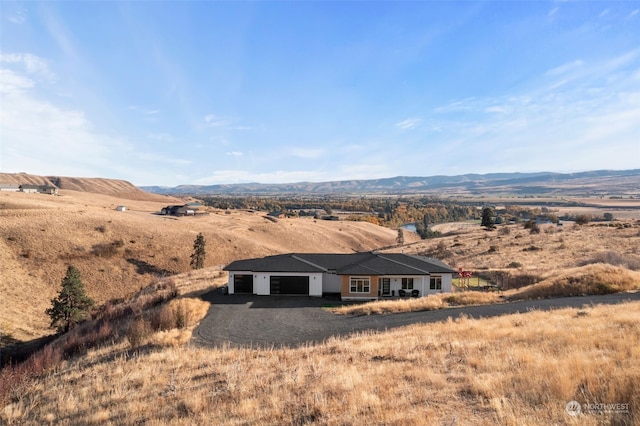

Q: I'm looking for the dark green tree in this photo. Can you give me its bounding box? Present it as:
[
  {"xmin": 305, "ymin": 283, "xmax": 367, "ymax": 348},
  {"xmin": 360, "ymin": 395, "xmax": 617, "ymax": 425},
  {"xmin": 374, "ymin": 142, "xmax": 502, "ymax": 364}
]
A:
[
  {"xmin": 46, "ymin": 266, "xmax": 95, "ymax": 333},
  {"xmin": 481, "ymin": 207, "xmax": 495, "ymax": 230},
  {"xmin": 396, "ymin": 228, "xmax": 405, "ymax": 245},
  {"xmin": 190, "ymin": 232, "xmax": 206, "ymax": 270}
]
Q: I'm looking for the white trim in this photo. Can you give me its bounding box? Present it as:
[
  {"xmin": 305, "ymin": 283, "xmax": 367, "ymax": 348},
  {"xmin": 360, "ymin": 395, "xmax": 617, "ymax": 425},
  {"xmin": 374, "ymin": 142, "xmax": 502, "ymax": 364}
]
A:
[{"xmin": 349, "ymin": 276, "xmax": 371, "ymax": 293}]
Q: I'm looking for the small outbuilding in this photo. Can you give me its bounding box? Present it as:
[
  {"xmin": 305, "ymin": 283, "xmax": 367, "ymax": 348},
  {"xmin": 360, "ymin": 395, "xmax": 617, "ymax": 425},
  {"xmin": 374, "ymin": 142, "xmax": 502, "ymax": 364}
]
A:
[{"xmin": 116, "ymin": 205, "xmax": 127, "ymax": 212}]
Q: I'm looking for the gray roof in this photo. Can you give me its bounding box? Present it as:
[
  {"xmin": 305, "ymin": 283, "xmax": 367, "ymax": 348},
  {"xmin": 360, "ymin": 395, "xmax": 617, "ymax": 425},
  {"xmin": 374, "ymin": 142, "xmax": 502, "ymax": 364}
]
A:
[{"xmin": 224, "ymin": 252, "xmax": 456, "ymax": 275}]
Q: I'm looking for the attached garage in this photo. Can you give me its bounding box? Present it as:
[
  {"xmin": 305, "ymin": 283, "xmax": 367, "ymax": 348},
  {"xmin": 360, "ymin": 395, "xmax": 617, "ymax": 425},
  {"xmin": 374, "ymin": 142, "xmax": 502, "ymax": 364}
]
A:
[
  {"xmin": 233, "ymin": 274, "xmax": 254, "ymax": 293},
  {"xmin": 269, "ymin": 276, "xmax": 310, "ymax": 295}
]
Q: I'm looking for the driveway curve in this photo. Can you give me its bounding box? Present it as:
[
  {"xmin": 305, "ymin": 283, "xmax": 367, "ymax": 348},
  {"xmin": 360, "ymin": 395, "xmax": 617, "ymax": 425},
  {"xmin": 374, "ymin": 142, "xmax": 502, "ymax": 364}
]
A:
[{"xmin": 193, "ymin": 290, "xmax": 640, "ymax": 348}]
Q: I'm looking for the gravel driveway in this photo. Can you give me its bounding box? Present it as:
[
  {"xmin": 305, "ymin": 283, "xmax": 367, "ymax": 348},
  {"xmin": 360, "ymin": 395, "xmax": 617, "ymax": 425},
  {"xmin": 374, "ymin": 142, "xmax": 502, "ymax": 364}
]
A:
[{"xmin": 193, "ymin": 289, "xmax": 640, "ymax": 348}]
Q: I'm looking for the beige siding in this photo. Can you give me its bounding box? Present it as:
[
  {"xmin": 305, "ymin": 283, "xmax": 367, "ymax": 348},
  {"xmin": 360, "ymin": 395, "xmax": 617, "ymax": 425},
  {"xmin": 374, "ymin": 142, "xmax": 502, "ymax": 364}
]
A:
[{"xmin": 340, "ymin": 275, "xmax": 379, "ymax": 300}]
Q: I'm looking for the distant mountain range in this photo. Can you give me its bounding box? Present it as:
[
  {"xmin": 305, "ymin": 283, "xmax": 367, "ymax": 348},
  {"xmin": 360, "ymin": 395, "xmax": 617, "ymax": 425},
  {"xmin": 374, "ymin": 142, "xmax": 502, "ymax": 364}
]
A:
[{"xmin": 141, "ymin": 169, "xmax": 640, "ymax": 196}]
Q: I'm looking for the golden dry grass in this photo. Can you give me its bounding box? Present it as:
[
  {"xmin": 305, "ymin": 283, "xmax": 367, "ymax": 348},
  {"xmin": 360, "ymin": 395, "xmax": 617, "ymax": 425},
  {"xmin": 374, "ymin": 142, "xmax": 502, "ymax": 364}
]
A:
[
  {"xmin": 0, "ymin": 190, "xmax": 405, "ymax": 341},
  {"xmin": 3, "ymin": 301, "xmax": 638, "ymax": 425}
]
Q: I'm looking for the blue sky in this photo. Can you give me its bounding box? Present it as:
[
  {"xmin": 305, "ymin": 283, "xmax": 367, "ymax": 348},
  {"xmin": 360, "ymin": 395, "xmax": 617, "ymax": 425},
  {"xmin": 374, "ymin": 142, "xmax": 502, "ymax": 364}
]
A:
[{"xmin": 1, "ymin": 1, "xmax": 639, "ymax": 186}]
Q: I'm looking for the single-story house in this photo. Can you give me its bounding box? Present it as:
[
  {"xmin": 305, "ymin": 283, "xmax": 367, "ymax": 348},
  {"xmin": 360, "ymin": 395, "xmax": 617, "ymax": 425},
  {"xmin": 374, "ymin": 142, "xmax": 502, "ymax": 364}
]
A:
[
  {"xmin": 17, "ymin": 184, "xmax": 58, "ymax": 195},
  {"xmin": 160, "ymin": 205, "xmax": 196, "ymax": 216},
  {"xmin": 224, "ymin": 252, "xmax": 456, "ymax": 300}
]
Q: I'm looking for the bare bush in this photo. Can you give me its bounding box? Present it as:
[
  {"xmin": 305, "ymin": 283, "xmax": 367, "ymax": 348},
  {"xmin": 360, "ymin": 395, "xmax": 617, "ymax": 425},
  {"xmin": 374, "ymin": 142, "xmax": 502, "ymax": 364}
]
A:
[{"xmin": 92, "ymin": 239, "xmax": 125, "ymax": 257}]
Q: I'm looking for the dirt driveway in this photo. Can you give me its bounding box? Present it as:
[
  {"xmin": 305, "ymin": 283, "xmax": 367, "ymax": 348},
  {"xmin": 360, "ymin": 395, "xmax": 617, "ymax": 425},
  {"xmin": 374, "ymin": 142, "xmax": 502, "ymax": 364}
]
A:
[{"xmin": 193, "ymin": 289, "xmax": 640, "ymax": 348}]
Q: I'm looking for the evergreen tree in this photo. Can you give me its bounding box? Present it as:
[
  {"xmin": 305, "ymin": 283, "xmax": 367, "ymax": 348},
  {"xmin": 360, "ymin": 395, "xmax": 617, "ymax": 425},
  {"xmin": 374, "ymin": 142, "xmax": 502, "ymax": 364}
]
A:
[
  {"xmin": 481, "ymin": 207, "xmax": 496, "ymax": 230},
  {"xmin": 396, "ymin": 228, "xmax": 405, "ymax": 245},
  {"xmin": 46, "ymin": 266, "xmax": 95, "ymax": 333},
  {"xmin": 190, "ymin": 232, "xmax": 206, "ymax": 270}
]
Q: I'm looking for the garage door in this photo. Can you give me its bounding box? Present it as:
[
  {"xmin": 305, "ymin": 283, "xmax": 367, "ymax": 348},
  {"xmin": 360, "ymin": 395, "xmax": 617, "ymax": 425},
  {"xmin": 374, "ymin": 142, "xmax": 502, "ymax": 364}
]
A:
[
  {"xmin": 234, "ymin": 274, "xmax": 254, "ymax": 293},
  {"xmin": 269, "ymin": 276, "xmax": 309, "ymax": 295}
]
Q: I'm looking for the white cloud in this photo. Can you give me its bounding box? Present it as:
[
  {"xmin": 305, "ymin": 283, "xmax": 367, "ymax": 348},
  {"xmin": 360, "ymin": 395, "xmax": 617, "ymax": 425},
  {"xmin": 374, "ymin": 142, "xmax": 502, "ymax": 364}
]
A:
[
  {"xmin": 484, "ymin": 106, "xmax": 510, "ymax": 114},
  {"xmin": 0, "ymin": 69, "xmax": 35, "ymax": 93},
  {"xmin": 628, "ymin": 9, "xmax": 639, "ymax": 19},
  {"xmin": 395, "ymin": 118, "xmax": 422, "ymax": 130},
  {"xmin": 129, "ymin": 105, "xmax": 160, "ymax": 115},
  {"xmin": 7, "ymin": 9, "xmax": 27, "ymax": 24},
  {"xmin": 0, "ymin": 53, "xmax": 55, "ymax": 81},
  {"xmin": 204, "ymin": 114, "xmax": 229, "ymax": 127},
  {"xmin": 226, "ymin": 151, "xmax": 243, "ymax": 157},
  {"xmin": 545, "ymin": 60, "xmax": 584, "ymax": 76}
]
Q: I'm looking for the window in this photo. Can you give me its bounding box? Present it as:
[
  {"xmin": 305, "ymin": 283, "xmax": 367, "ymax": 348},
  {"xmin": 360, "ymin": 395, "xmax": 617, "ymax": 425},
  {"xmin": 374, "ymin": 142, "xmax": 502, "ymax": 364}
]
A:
[
  {"xmin": 401, "ymin": 278, "xmax": 414, "ymax": 290},
  {"xmin": 430, "ymin": 276, "xmax": 442, "ymax": 290},
  {"xmin": 350, "ymin": 277, "xmax": 370, "ymax": 293}
]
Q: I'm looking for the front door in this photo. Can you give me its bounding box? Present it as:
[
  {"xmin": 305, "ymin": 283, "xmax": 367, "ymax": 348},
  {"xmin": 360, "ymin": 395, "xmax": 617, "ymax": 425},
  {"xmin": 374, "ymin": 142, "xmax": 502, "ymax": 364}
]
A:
[{"xmin": 381, "ymin": 278, "xmax": 391, "ymax": 296}]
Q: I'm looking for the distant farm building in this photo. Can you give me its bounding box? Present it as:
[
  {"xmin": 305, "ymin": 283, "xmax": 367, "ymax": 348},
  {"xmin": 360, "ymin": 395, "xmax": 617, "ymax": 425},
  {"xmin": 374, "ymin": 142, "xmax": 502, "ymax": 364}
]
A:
[
  {"xmin": 18, "ymin": 185, "xmax": 58, "ymax": 195},
  {"xmin": 116, "ymin": 205, "xmax": 127, "ymax": 212}
]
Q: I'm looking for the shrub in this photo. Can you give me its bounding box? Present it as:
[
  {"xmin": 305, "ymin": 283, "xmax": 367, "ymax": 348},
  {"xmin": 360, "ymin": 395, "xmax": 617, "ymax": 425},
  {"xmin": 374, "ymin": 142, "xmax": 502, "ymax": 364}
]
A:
[
  {"xmin": 575, "ymin": 214, "xmax": 591, "ymax": 225},
  {"xmin": 507, "ymin": 261, "xmax": 522, "ymax": 268},
  {"xmin": 126, "ymin": 317, "xmax": 151, "ymax": 347},
  {"xmin": 150, "ymin": 306, "xmax": 176, "ymax": 331}
]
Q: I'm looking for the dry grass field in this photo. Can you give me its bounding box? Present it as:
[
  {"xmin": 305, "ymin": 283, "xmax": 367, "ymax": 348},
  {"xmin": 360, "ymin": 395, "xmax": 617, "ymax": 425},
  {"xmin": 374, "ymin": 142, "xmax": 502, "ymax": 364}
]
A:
[{"xmin": 2, "ymin": 176, "xmax": 640, "ymax": 425}]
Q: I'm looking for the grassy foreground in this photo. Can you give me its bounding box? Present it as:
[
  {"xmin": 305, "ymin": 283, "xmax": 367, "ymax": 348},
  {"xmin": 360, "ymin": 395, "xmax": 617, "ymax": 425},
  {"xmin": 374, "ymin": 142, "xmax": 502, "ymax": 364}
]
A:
[{"xmin": 2, "ymin": 301, "xmax": 638, "ymax": 425}]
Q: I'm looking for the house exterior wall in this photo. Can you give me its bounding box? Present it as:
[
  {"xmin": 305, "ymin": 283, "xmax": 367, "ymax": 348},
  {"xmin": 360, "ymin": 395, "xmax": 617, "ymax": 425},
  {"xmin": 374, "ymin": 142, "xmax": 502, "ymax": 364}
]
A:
[
  {"xmin": 442, "ymin": 274, "xmax": 452, "ymax": 292},
  {"xmin": 340, "ymin": 275, "xmax": 379, "ymax": 300},
  {"xmin": 322, "ymin": 273, "xmax": 341, "ymax": 293}
]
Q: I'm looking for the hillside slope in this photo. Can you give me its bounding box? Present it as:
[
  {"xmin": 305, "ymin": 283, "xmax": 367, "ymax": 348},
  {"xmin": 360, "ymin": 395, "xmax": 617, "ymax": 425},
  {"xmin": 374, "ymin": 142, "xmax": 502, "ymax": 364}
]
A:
[
  {"xmin": 0, "ymin": 173, "xmax": 171, "ymax": 202},
  {"xmin": 0, "ymin": 190, "xmax": 408, "ymax": 341}
]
